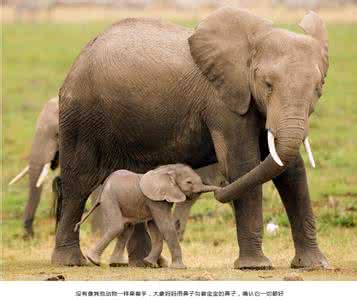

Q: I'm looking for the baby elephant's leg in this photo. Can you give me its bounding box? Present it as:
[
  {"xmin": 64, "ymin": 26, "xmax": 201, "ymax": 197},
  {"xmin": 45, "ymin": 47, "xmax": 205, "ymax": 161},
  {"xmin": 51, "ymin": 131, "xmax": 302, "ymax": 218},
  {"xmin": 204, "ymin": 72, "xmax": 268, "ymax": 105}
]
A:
[
  {"xmin": 143, "ymin": 220, "xmax": 163, "ymax": 268},
  {"xmin": 109, "ymin": 224, "xmax": 134, "ymax": 267},
  {"xmin": 173, "ymin": 199, "xmax": 197, "ymax": 241},
  {"xmin": 148, "ymin": 201, "xmax": 186, "ymax": 269},
  {"xmin": 86, "ymin": 197, "xmax": 125, "ymax": 266}
]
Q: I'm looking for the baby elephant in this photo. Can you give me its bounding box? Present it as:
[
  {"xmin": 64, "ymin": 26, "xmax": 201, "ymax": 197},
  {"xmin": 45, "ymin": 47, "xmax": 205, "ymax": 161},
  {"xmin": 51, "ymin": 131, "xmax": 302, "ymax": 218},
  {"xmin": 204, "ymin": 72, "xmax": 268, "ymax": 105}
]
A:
[{"xmin": 77, "ymin": 164, "xmax": 220, "ymax": 269}]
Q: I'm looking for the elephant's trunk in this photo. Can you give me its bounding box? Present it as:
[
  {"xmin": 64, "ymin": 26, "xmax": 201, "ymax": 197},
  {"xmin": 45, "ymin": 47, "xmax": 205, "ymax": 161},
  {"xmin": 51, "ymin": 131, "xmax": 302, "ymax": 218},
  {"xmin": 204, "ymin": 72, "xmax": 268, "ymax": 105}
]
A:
[
  {"xmin": 195, "ymin": 184, "xmax": 220, "ymax": 194},
  {"xmin": 23, "ymin": 160, "xmax": 45, "ymax": 236},
  {"xmin": 22, "ymin": 134, "xmax": 58, "ymax": 237},
  {"xmin": 215, "ymin": 125, "xmax": 305, "ymax": 203}
]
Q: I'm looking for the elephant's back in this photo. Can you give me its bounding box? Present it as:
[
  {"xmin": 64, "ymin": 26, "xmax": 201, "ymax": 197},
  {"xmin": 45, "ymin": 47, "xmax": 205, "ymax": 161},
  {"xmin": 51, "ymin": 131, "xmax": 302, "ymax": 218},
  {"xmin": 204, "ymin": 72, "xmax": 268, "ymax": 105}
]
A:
[
  {"xmin": 93, "ymin": 18, "xmax": 193, "ymax": 68},
  {"xmin": 107, "ymin": 170, "xmax": 151, "ymax": 221},
  {"xmin": 60, "ymin": 18, "xmax": 199, "ymax": 101},
  {"xmin": 90, "ymin": 18, "xmax": 196, "ymax": 96}
]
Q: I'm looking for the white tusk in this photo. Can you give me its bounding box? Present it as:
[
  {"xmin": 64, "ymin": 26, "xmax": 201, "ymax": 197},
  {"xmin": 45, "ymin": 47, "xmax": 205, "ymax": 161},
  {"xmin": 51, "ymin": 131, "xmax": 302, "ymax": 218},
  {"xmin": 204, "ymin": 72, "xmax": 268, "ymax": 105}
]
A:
[
  {"xmin": 267, "ymin": 130, "xmax": 284, "ymax": 167},
  {"xmin": 36, "ymin": 163, "xmax": 51, "ymax": 188},
  {"xmin": 304, "ymin": 137, "xmax": 316, "ymax": 168},
  {"xmin": 9, "ymin": 165, "xmax": 29, "ymax": 185}
]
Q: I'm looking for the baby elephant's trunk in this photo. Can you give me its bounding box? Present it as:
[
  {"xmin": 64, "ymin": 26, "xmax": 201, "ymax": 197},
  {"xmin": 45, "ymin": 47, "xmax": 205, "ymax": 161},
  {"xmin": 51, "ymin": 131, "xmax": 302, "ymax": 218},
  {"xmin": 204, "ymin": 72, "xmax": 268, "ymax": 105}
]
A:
[{"xmin": 194, "ymin": 184, "xmax": 221, "ymax": 194}]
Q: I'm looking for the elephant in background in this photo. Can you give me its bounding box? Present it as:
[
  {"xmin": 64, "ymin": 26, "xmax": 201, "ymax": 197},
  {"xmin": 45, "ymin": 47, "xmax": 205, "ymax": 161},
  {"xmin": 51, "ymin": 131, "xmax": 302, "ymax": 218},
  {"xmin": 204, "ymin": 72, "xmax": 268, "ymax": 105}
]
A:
[
  {"xmin": 8, "ymin": 96, "xmax": 101, "ymax": 238},
  {"xmin": 54, "ymin": 7, "xmax": 329, "ymax": 269},
  {"xmin": 9, "ymin": 96, "xmax": 59, "ymax": 238}
]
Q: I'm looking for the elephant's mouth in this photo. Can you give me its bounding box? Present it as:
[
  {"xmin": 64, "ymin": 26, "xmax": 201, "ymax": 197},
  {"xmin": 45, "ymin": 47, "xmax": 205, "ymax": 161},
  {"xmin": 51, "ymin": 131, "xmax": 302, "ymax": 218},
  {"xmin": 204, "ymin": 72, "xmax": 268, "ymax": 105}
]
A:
[{"xmin": 267, "ymin": 129, "xmax": 315, "ymax": 168}]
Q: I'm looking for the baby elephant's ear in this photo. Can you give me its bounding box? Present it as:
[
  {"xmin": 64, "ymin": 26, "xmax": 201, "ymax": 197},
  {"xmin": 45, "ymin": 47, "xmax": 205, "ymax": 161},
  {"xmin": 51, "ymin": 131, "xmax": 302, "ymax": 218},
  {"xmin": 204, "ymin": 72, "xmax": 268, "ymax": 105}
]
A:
[{"xmin": 140, "ymin": 169, "xmax": 186, "ymax": 203}]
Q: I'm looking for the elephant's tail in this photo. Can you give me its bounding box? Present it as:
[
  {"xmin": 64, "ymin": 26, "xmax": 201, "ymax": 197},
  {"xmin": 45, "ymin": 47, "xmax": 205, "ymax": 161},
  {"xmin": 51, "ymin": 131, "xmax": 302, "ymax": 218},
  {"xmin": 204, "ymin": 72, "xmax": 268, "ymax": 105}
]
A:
[
  {"xmin": 52, "ymin": 176, "xmax": 63, "ymax": 231},
  {"xmin": 73, "ymin": 184, "xmax": 104, "ymax": 232}
]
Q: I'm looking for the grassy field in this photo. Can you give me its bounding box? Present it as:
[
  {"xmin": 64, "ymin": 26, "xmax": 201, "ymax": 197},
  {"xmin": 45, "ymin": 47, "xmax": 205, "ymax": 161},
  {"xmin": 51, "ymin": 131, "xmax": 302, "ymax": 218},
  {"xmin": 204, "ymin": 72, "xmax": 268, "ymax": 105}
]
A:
[{"xmin": 1, "ymin": 16, "xmax": 357, "ymax": 280}]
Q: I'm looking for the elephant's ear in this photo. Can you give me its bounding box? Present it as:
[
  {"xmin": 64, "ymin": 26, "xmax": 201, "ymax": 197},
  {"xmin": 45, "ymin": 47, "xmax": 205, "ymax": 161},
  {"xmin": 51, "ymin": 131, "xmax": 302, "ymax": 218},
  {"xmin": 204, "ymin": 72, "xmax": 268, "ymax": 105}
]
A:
[
  {"xmin": 298, "ymin": 11, "xmax": 329, "ymax": 79},
  {"xmin": 140, "ymin": 169, "xmax": 186, "ymax": 203},
  {"xmin": 188, "ymin": 7, "xmax": 272, "ymax": 115}
]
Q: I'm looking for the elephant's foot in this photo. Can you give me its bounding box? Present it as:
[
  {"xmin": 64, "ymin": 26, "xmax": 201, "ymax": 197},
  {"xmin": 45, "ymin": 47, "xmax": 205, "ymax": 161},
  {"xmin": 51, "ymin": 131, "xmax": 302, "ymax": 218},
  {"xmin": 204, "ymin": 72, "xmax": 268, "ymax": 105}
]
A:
[
  {"xmin": 51, "ymin": 244, "xmax": 87, "ymax": 266},
  {"xmin": 291, "ymin": 248, "xmax": 329, "ymax": 269},
  {"xmin": 128, "ymin": 259, "xmax": 146, "ymax": 267},
  {"xmin": 22, "ymin": 229, "xmax": 34, "ymax": 240},
  {"xmin": 143, "ymin": 257, "xmax": 159, "ymax": 268},
  {"xmin": 109, "ymin": 255, "xmax": 128, "ymax": 267},
  {"xmin": 86, "ymin": 250, "xmax": 101, "ymax": 266},
  {"xmin": 157, "ymin": 255, "xmax": 168, "ymax": 268},
  {"xmin": 170, "ymin": 261, "xmax": 187, "ymax": 269},
  {"xmin": 234, "ymin": 254, "xmax": 273, "ymax": 270},
  {"xmin": 23, "ymin": 221, "xmax": 34, "ymax": 240}
]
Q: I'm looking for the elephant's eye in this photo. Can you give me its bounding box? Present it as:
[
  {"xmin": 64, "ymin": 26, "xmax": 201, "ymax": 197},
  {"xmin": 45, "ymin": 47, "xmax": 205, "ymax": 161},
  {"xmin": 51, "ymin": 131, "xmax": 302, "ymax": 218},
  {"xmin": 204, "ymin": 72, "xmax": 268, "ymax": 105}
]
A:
[
  {"xmin": 186, "ymin": 180, "xmax": 192, "ymax": 185},
  {"xmin": 265, "ymin": 81, "xmax": 273, "ymax": 93}
]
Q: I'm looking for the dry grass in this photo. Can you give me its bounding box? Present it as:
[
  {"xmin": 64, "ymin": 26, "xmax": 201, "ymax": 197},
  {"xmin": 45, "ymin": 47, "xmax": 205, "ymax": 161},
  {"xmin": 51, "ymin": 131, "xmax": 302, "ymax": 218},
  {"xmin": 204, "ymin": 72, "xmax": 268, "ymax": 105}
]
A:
[{"xmin": 1, "ymin": 217, "xmax": 357, "ymax": 281}]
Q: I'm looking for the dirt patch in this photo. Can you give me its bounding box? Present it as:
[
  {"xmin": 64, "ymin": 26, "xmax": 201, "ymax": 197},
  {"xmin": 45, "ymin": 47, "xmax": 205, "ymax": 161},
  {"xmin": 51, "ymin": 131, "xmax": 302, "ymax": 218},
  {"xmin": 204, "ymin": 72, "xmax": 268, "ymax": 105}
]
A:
[{"xmin": 283, "ymin": 273, "xmax": 304, "ymax": 281}]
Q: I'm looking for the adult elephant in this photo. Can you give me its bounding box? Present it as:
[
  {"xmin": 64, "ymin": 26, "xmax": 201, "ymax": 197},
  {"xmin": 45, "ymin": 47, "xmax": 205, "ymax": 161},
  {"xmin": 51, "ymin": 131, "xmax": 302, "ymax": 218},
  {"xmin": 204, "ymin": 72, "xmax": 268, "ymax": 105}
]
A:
[{"xmin": 53, "ymin": 7, "xmax": 329, "ymax": 269}]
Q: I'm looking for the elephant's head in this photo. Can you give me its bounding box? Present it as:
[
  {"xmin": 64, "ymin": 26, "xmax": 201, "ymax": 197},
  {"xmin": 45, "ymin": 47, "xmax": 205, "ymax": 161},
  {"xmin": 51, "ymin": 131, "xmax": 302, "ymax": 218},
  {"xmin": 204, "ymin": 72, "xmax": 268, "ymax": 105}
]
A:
[
  {"xmin": 189, "ymin": 8, "xmax": 328, "ymax": 202},
  {"xmin": 30, "ymin": 96, "xmax": 59, "ymax": 188},
  {"xmin": 140, "ymin": 164, "xmax": 220, "ymax": 203}
]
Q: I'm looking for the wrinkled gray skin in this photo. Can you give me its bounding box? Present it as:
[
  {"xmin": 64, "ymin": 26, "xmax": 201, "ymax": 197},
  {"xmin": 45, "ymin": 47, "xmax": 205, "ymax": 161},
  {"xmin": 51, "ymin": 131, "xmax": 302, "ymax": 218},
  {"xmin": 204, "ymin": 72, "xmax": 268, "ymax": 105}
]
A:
[
  {"xmin": 55, "ymin": 7, "xmax": 329, "ymax": 269},
  {"xmin": 174, "ymin": 163, "xmax": 228, "ymax": 241},
  {"xmin": 82, "ymin": 164, "xmax": 219, "ymax": 269}
]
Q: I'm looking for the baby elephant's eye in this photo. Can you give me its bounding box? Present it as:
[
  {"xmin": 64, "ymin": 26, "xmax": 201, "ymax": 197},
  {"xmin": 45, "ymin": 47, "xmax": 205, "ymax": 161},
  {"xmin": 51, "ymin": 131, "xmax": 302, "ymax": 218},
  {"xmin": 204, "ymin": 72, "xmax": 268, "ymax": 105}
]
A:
[
  {"xmin": 265, "ymin": 81, "xmax": 273, "ymax": 93},
  {"xmin": 186, "ymin": 180, "xmax": 192, "ymax": 185}
]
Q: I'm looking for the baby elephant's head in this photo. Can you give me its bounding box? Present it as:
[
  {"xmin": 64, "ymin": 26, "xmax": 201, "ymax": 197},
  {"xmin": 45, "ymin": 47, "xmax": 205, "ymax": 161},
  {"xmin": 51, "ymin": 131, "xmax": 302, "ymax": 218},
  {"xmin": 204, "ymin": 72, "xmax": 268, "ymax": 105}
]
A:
[{"xmin": 139, "ymin": 164, "xmax": 220, "ymax": 203}]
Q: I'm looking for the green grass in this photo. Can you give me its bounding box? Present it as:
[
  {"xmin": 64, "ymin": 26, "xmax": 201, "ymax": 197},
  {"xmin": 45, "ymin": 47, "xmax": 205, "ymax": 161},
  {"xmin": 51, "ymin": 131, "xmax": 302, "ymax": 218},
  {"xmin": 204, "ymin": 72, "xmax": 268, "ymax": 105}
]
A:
[{"xmin": 1, "ymin": 19, "xmax": 357, "ymax": 280}]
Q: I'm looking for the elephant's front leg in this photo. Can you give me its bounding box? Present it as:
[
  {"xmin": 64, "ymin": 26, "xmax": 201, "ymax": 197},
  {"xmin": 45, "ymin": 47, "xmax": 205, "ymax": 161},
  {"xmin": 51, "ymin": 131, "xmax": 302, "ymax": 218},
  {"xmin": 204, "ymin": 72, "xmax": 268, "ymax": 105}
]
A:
[
  {"xmin": 272, "ymin": 154, "xmax": 329, "ymax": 269},
  {"xmin": 148, "ymin": 201, "xmax": 186, "ymax": 269},
  {"xmin": 207, "ymin": 107, "xmax": 271, "ymax": 269},
  {"xmin": 173, "ymin": 199, "xmax": 197, "ymax": 241}
]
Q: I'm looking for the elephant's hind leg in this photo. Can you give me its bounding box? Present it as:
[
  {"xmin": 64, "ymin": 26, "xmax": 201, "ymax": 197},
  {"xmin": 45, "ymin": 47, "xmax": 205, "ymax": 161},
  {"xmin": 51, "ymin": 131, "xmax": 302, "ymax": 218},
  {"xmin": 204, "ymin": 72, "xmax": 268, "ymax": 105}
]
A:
[
  {"xmin": 87, "ymin": 200, "xmax": 125, "ymax": 266},
  {"xmin": 51, "ymin": 176, "xmax": 90, "ymax": 266},
  {"xmin": 87, "ymin": 222, "xmax": 125, "ymax": 266},
  {"xmin": 52, "ymin": 123, "xmax": 104, "ymax": 266},
  {"xmin": 109, "ymin": 224, "xmax": 134, "ymax": 267}
]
